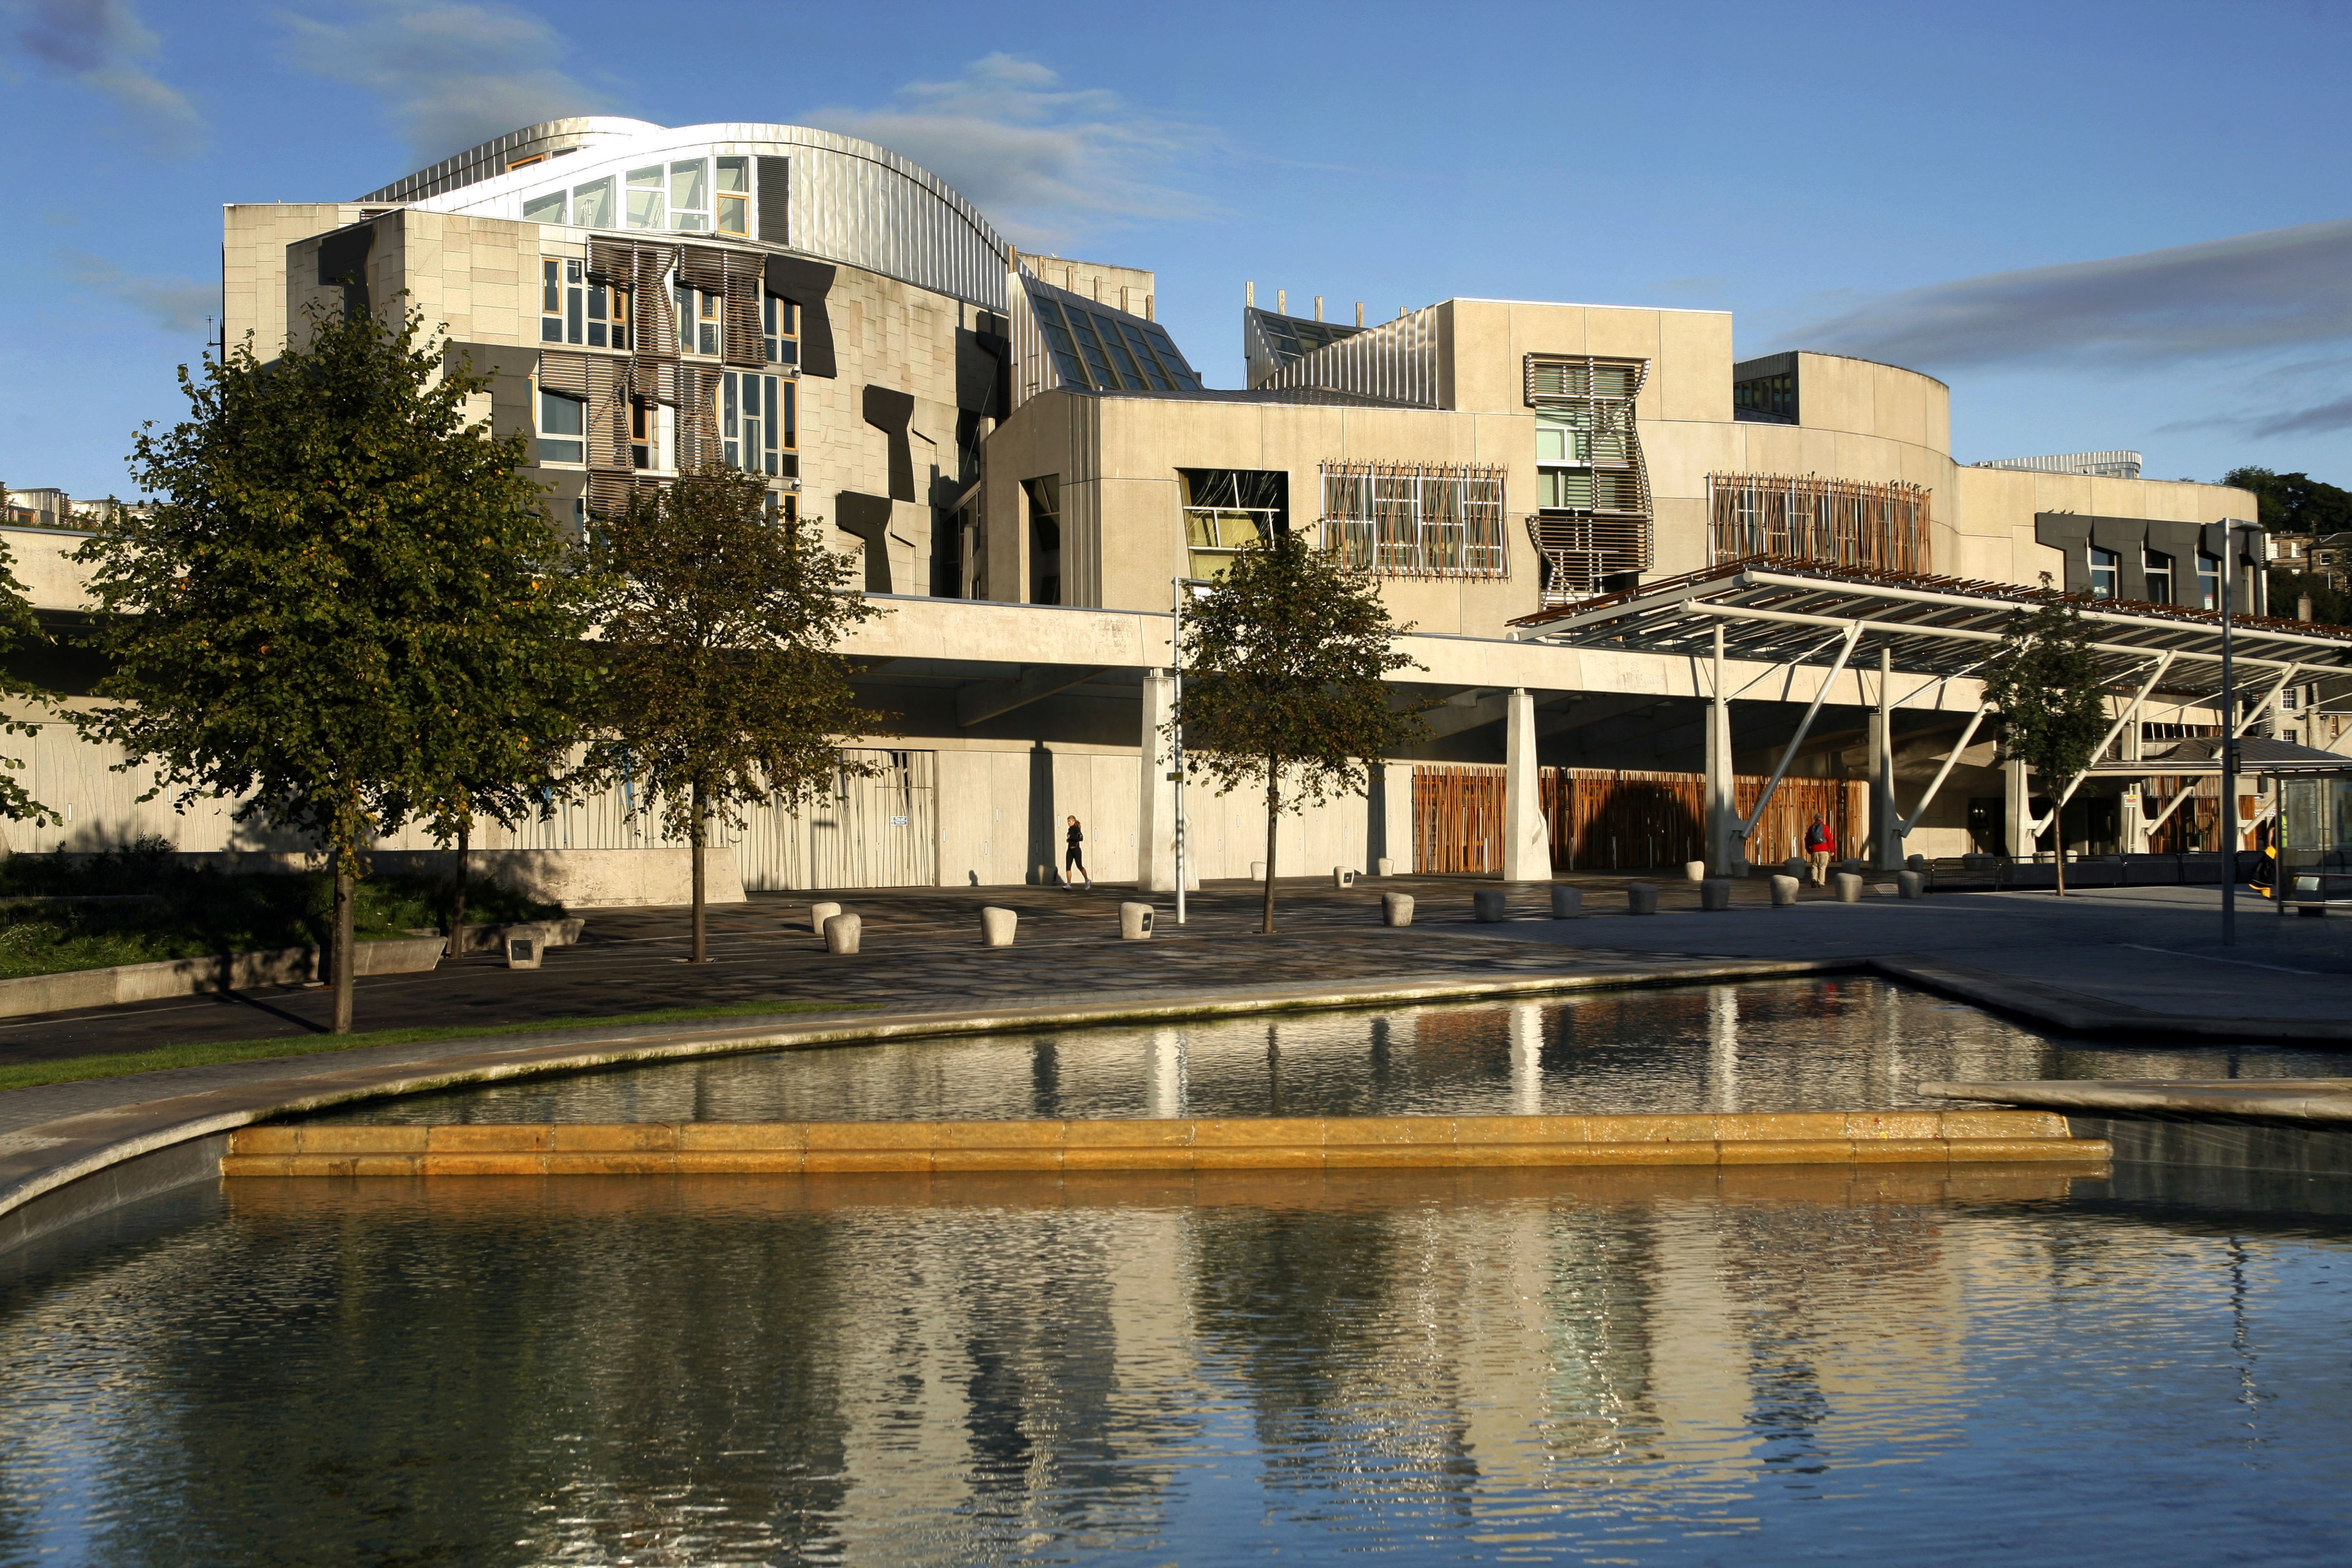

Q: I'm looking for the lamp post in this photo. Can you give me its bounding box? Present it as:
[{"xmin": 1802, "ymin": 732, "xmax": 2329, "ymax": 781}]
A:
[
  {"xmin": 1170, "ymin": 574, "xmax": 1214, "ymax": 925},
  {"xmin": 2220, "ymin": 518, "xmax": 2254, "ymax": 946}
]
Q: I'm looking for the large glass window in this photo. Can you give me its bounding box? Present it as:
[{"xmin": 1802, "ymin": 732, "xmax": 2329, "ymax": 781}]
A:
[
  {"xmin": 1180, "ymin": 469, "xmax": 1285, "ymax": 580},
  {"xmin": 523, "ymin": 188, "xmax": 566, "ymax": 224},
  {"xmin": 571, "ymin": 176, "xmax": 615, "ymax": 230},
  {"xmin": 2145, "ymin": 549, "xmax": 2173, "ymax": 603},
  {"xmin": 2089, "ymin": 545, "xmax": 2118, "ymax": 599},
  {"xmin": 716, "ymin": 157, "xmax": 749, "ymax": 236},
  {"xmin": 536, "ymin": 387, "xmax": 584, "ymax": 464},
  {"xmin": 763, "ymin": 293, "xmax": 798, "ymax": 366},
  {"xmin": 2199, "ymin": 551, "xmax": 2222, "ymax": 610},
  {"xmin": 541, "ymin": 258, "xmax": 581, "ymax": 344},
  {"xmin": 720, "ymin": 371, "xmax": 795, "ymax": 477},
  {"xmin": 675, "ymin": 283, "xmax": 721, "ymax": 356},
  {"xmin": 626, "ymin": 166, "xmax": 664, "ymax": 229},
  {"xmin": 669, "ymin": 159, "xmax": 709, "ymax": 231}
]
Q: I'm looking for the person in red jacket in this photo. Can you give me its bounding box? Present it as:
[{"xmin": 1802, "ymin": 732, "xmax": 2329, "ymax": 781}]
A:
[{"xmin": 1805, "ymin": 817, "xmax": 1837, "ymax": 885}]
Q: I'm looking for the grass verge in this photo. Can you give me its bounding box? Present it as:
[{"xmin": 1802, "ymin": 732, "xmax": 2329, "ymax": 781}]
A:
[{"xmin": 0, "ymin": 999, "xmax": 879, "ymax": 1096}]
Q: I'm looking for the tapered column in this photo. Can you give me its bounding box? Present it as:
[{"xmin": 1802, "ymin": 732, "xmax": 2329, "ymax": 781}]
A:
[
  {"xmin": 1871, "ymin": 646, "xmax": 1901, "ymax": 868},
  {"xmin": 1705, "ymin": 626, "xmax": 1736, "ymax": 872},
  {"xmin": 2004, "ymin": 755, "xmax": 2034, "ymax": 860},
  {"xmin": 1137, "ymin": 670, "xmax": 1178, "ymax": 891},
  {"xmin": 1501, "ymin": 688, "xmax": 1551, "ymax": 882}
]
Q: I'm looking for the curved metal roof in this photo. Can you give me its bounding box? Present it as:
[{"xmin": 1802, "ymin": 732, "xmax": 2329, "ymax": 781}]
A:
[{"xmin": 360, "ymin": 119, "xmax": 1013, "ymax": 311}]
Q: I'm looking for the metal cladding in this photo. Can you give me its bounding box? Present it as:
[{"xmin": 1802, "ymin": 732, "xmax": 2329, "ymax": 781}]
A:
[
  {"xmin": 1254, "ymin": 305, "xmax": 1442, "ymax": 408},
  {"xmin": 378, "ymin": 120, "xmax": 1014, "ymax": 312}
]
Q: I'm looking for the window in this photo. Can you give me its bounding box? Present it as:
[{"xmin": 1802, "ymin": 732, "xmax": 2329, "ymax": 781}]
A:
[
  {"xmin": 2199, "ymin": 551, "xmax": 2222, "ymax": 610},
  {"xmin": 675, "ymin": 282, "xmax": 721, "ymax": 356},
  {"xmin": 1026, "ymin": 476, "xmax": 1062, "ymax": 605},
  {"xmin": 507, "ymin": 154, "xmax": 544, "ymax": 172},
  {"xmin": 669, "ymin": 159, "xmax": 709, "ymax": 231},
  {"xmin": 524, "ymin": 189, "xmax": 566, "ymax": 224},
  {"xmin": 2089, "ymin": 545, "xmax": 2118, "ymax": 599},
  {"xmin": 1180, "ymin": 469, "xmax": 1285, "ymax": 580},
  {"xmin": 587, "ymin": 277, "xmax": 626, "ymax": 350},
  {"xmin": 763, "ymin": 293, "xmax": 798, "ymax": 366},
  {"xmin": 716, "ymin": 157, "xmax": 749, "ymax": 236},
  {"xmin": 1732, "ymin": 371, "xmax": 1797, "ymax": 422},
  {"xmin": 541, "ymin": 258, "xmax": 582, "ymax": 344},
  {"xmin": 571, "ymin": 176, "xmax": 614, "ymax": 230},
  {"xmin": 626, "ymin": 165, "xmax": 664, "ymax": 229},
  {"xmin": 1536, "ymin": 409, "xmax": 1592, "ymax": 508},
  {"xmin": 720, "ymin": 371, "xmax": 794, "ymax": 477},
  {"xmin": 536, "ymin": 387, "xmax": 585, "ymax": 464},
  {"xmin": 1320, "ymin": 461, "xmax": 1507, "ymax": 578},
  {"xmin": 2145, "ymin": 549, "xmax": 2173, "ymax": 604},
  {"xmin": 630, "ymin": 400, "xmax": 651, "ymax": 470}
]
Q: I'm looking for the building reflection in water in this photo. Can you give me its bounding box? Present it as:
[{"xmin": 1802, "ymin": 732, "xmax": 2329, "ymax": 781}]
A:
[{"xmin": 2, "ymin": 1162, "xmax": 2348, "ymax": 1564}]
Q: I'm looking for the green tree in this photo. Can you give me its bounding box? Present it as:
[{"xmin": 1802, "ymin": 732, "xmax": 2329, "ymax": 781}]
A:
[
  {"xmin": 78, "ymin": 302, "xmax": 591, "ymax": 1031},
  {"xmin": 1982, "ymin": 584, "xmax": 2113, "ymax": 896},
  {"xmin": 578, "ymin": 469, "xmax": 886, "ymax": 962},
  {"xmin": 1174, "ymin": 533, "xmax": 1426, "ymax": 934},
  {"xmin": 2221, "ymin": 466, "xmax": 2352, "ymax": 535},
  {"xmin": 0, "ymin": 497, "xmax": 58, "ymax": 834}
]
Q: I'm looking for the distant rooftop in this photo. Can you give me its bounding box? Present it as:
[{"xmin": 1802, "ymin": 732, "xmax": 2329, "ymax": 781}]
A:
[{"xmin": 1971, "ymin": 450, "xmax": 2144, "ymax": 480}]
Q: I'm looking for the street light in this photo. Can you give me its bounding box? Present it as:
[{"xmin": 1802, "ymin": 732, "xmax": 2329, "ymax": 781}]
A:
[{"xmin": 2219, "ymin": 518, "xmax": 2258, "ymax": 946}]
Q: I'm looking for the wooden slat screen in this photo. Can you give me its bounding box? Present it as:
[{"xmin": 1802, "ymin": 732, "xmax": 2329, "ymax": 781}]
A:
[
  {"xmin": 1415, "ymin": 764, "xmax": 1867, "ymax": 872},
  {"xmin": 1707, "ymin": 472, "xmax": 1932, "ymax": 576}
]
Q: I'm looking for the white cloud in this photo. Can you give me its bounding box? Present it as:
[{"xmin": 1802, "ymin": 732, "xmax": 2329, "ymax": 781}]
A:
[
  {"xmin": 803, "ymin": 54, "xmax": 1216, "ymax": 246},
  {"xmin": 277, "ymin": 0, "xmax": 607, "ymax": 168},
  {"xmin": 59, "ymin": 249, "xmax": 213, "ymax": 334},
  {"xmin": 4, "ymin": 0, "xmax": 204, "ymax": 149},
  {"xmin": 1784, "ymin": 219, "xmax": 2352, "ymax": 371}
]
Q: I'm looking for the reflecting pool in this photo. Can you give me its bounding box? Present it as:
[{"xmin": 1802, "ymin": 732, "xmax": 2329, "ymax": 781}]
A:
[
  {"xmin": 3, "ymin": 1168, "xmax": 2349, "ymax": 1564},
  {"xmin": 301, "ymin": 977, "xmax": 2350, "ymax": 1126}
]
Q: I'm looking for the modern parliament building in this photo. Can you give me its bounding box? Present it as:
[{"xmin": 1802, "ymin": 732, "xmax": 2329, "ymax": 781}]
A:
[{"xmin": 10, "ymin": 116, "xmax": 2351, "ymax": 891}]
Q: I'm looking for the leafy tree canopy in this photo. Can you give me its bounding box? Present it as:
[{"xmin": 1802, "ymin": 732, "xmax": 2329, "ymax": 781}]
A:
[
  {"xmin": 79, "ymin": 300, "xmax": 593, "ymax": 1026},
  {"xmin": 2222, "ymin": 466, "xmax": 2352, "ymax": 535},
  {"xmin": 577, "ymin": 469, "xmax": 886, "ymax": 958},
  {"xmin": 1175, "ymin": 532, "xmax": 1426, "ymax": 931},
  {"xmin": 0, "ymin": 505, "xmax": 56, "ymax": 830},
  {"xmin": 1982, "ymin": 587, "xmax": 2113, "ymax": 891}
]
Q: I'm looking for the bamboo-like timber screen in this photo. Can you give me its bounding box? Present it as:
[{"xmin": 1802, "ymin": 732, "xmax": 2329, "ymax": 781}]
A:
[
  {"xmin": 1414, "ymin": 764, "xmax": 1867, "ymax": 873},
  {"xmin": 1319, "ymin": 461, "xmax": 1508, "ymax": 578},
  {"xmin": 1707, "ymin": 473, "xmax": 1932, "ymax": 575}
]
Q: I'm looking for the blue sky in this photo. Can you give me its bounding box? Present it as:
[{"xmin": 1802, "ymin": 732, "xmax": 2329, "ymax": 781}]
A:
[{"xmin": 5, "ymin": 0, "xmax": 2352, "ymax": 498}]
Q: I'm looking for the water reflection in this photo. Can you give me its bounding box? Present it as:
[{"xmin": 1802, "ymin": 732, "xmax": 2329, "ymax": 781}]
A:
[
  {"xmin": 302, "ymin": 977, "xmax": 2352, "ymax": 1127},
  {"xmin": 1, "ymin": 1170, "xmax": 2348, "ymax": 1564}
]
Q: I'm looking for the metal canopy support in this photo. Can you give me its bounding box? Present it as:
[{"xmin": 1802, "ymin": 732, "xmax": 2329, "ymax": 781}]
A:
[
  {"xmin": 2234, "ymin": 665, "xmax": 2300, "ymax": 739},
  {"xmin": 1894, "ymin": 702, "xmax": 1993, "ymax": 839},
  {"xmin": 1706, "ymin": 624, "xmax": 1735, "ymax": 872},
  {"xmin": 1502, "ymin": 687, "xmax": 1550, "ymax": 882},
  {"xmin": 1735, "ymin": 622, "xmax": 1861, "ymax": 852},
  {"xmin": 2028, "ymin": 653, "xmax": 2175, "ymax": 836}
]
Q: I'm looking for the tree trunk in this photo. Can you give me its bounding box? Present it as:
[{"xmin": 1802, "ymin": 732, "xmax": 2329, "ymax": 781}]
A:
[
  {"xmin": 690, "ymin": 780, "xmax": 709, "ymax": 963},
  {"xmin": 1262, "ymin": 756, "xmax": 1280, "ymax": 935},
  {"xmin": 450, "ymin": 817, "xmax": 470, "ymax": 954},
  {"xmin": 331, "ymin": 855, "xmax": 356, "ymax": 1034},
  {"xmin": 2055, "ymin": 843, "xmax": 2067, "ymax": 898}
]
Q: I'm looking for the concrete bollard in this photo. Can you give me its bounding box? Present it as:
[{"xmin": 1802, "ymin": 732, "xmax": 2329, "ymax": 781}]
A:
[
  {"xmin": 1626, "ymin": 882, "xmax": 1658, "ymax": 915},
  {"xmin": 1835, "ymin": 872, "xmax": 1864, "ymax": 904},
  {"xmin": 980, "ymin": 906, "xmax": 1017, "ymax": 946},
  {"xmin": 1770, "ymin": 874, "xmax": 1799, "ymax": 907},
  {"xmin": 1332, "ymin": 867, "xmax": 1356, "ymax": 888},
  {"xmin": 1119, "ymin": 901, "xmax": 1155, "ymax": 940},
  {"xmin": 1473, "ymin": 888, "xmax": 1507, "ymax": 922},
  {"xmin": 1906, "ymin": 853, "xmax": 1929, "ymax": 872},
  {"xmin": 823, "ymin": 912, "xmax": 861, "ymax": 954},
  {"xmin": 1897, "ymin": 870, "xmax": 1926, "ymax": 899},
  {"xmin": 808, "ymin": 900, "xmax": 841, "ymax": 934},
  {"xmin": 1550, "ymin": 885, "xmax": 1583, "ymax": 917},
  {"xmin": 1699, "ymin": 878, "xmax": 1731, "ymax": 911},
  {"xmin": 1375, "ymin": 857, "xmax": 1395, "ymax": 877},
  {"xmin": 503, "ymin": 934, "xmax": 541, "ymax": 970},
  {"xmin": 1786, "ymin": 855, "xmax": 1807, "ymax": 882},
  {"xmin": 1683, "ymin": 860, "xmax": 1707, "ymax": 882},
  {"xmin": 1382, "ymin": 891, "xmax": 1414, "ymax": 926},
  {"xmin": 1731, "ymin": 858, "xmax": 1752, "ymax": 877},
  {"xmin": 1252, "ymin": 860, "xmax": 1267, "ymax": 882}
]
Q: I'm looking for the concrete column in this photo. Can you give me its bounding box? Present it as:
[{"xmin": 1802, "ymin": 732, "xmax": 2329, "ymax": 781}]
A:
[
  {"xmin": 1383, "ymin": 761, "xmax": 1416, "ymax": 873},
  {"xmin": 1501, "ymin": 688, "xmax": 1551, "ymax": 883},
  {"xmin": 2004, "ymin": 755, "xmax": 2034, "ymax": 860},
  {"xmin": 1136, "ymin": 670, "xmax": 1178, "ymax": 891},
  {"xmin": 1509, "ymin": 1001, "xmax": 1543, "ymax": 1116},
  {"xmin": 1871, "ymin": 646, "xmax": 1901, "ymax": 869},
  {"xmin": 2118, "ymin": 713, "xmax": 2144, "ymax": 852},
  {"xmin": 1705, "ymin": 626, "xmax": 1736, "ymax": 872}
]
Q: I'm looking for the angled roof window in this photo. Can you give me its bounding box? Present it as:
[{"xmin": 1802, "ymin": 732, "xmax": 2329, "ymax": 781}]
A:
[{"xmin": 1023, "ymin": 276, "xmax": 1201, "ymax": 393}]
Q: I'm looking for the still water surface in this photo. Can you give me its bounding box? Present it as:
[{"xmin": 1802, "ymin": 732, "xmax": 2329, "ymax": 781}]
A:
[
  {"xmin": 302, "ymin": 977, "xmax": 2348, "ymax": 1125},
  {"xmin": 1, "ymin": 1169, "xmax": 2348, "ymax": 1565}
]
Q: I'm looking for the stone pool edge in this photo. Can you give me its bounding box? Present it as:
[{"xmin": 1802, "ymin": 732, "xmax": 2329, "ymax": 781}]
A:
[{"xmin": 0, "ymin": 956, "xmax": 1858, "ymax": 1257}]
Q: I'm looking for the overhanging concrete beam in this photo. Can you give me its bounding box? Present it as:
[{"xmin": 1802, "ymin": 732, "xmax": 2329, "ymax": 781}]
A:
[{"xmin": 955, "ymin": 665, "xmax": 1110, "ymax": 727}]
